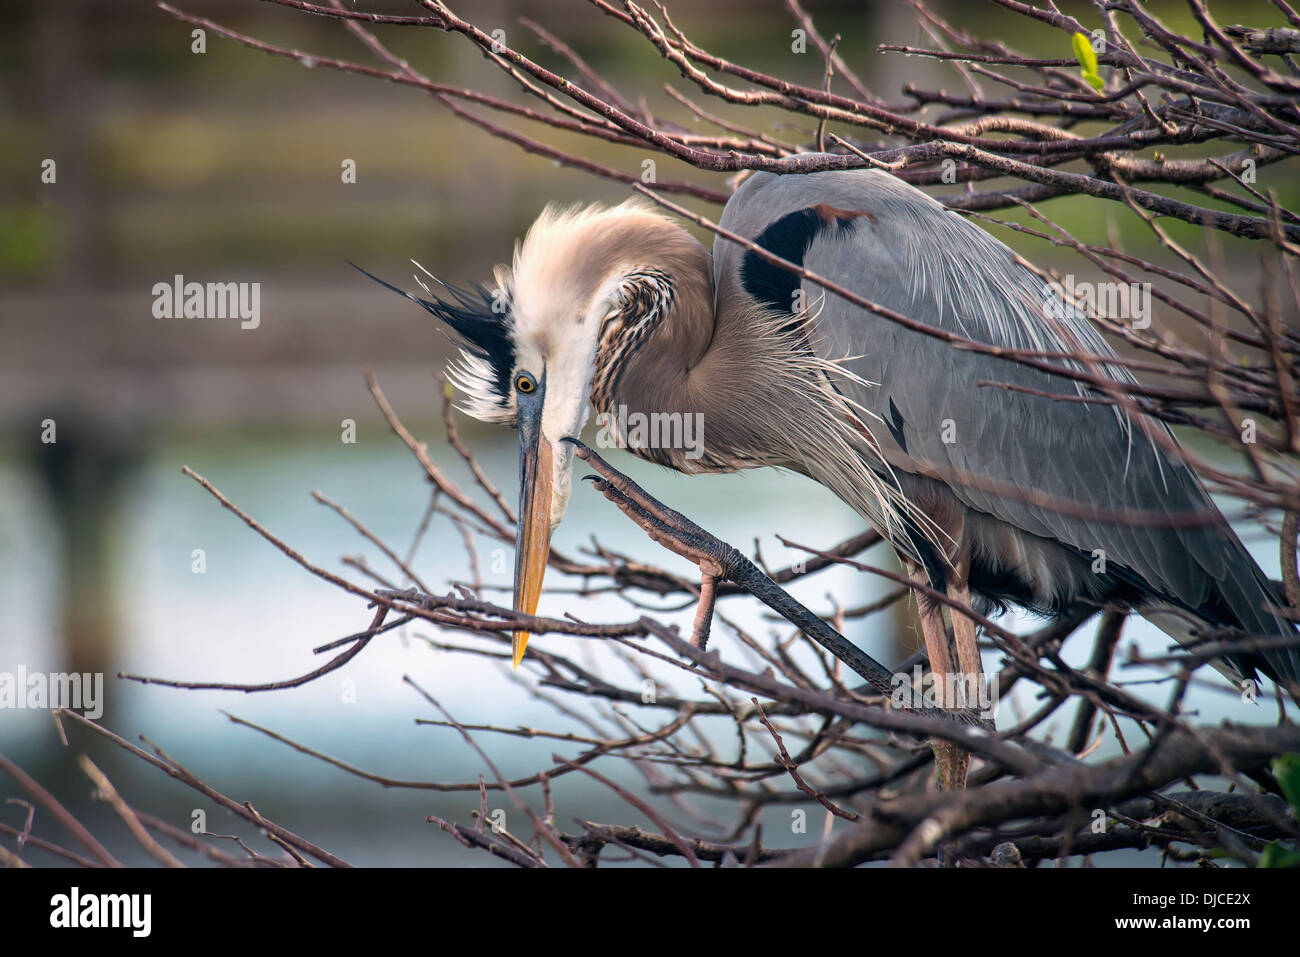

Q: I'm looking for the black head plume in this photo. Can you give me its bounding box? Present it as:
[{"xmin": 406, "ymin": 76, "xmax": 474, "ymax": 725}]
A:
[{"xmin": 350, "ymin": 261, "xmax": 516, "ymax": 418}]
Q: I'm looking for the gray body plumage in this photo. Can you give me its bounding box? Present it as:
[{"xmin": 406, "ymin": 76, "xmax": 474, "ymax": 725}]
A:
[
  {"xmin": 393, "ymin": 162, "xmax": 1298, "ymax": 696},
  {"xmin": 715, "ymin": 168, "xmax": 1297, "ymax": 689}
]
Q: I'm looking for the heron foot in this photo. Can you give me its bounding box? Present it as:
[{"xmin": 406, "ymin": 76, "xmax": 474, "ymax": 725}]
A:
[
  {"xmin": 565, "ymin": 439, "xmax": 899, "ymax": 692},
  {"xmin": 565, "ymin": 438, "xmax": 727, "ymax": 648},
  {"xmin": 565, "ymin": 438, "xmax": 994, "ymax": 750},
  {"xmin": 565, "ymin": 439, "xmax": 729, "ymax": 569}
]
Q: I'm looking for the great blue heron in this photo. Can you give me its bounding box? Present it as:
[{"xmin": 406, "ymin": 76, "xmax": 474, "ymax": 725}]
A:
[{"xmin": 365, "ymin": 167, "xmax": 1298, "ymax": 787}]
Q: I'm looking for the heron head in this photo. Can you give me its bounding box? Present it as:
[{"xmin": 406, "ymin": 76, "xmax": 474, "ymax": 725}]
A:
[{"xmin": 395, "ymin": 200, "xmax": 704, "ymax": 666}]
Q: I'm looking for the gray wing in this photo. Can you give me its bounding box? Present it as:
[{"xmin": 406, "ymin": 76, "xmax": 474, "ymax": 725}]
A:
[{"xmin": 714, "ymin": 166, "xmax": 1296, "ymax": 681}]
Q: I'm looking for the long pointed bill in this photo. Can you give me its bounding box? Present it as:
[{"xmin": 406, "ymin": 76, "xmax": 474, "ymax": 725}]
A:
[{"xmin": 513, "ymin": 416, "xmax": 554, "ymax": 668}]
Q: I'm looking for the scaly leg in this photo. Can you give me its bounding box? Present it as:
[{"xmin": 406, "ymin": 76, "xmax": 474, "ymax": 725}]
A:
[
  {"xmin": 947, "ymin": 553, "xmax": 988, "ymax": 720},
  {"xmin": 907, "ymin": 563, "xmax": 970, "ymax": 790}
]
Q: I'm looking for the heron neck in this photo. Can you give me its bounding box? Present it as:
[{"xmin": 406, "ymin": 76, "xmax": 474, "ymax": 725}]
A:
[{"xmin": 602, "ymin": 265, "xmax": 788, "ymax": 474}]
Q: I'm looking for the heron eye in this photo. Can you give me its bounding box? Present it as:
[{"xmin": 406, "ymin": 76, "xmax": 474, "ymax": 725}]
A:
[{"xmin": 515, "ymin": 374, "xmax": 536, "ymax": 394}]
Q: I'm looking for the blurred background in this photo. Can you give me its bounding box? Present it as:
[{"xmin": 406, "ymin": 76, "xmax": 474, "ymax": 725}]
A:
[{"xmin": 1, "ymin": 0, "xmax": 1291, "ymax": 866}]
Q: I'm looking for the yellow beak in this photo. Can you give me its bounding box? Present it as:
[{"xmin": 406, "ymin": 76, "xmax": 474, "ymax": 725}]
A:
[{"xmin": 512, "ymin": 432, "xmax": 553, "ymax": 667}]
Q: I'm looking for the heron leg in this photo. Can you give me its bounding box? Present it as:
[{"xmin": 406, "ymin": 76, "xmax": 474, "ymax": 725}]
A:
[
  {"xmin": 691, "ymin": 568, "xmax": 719, "ymax": 650},
  {"xmin": 907, "ymin": 563, "xmax": 970, "ymax": 791},
  {"xmin": 947, "ymin": 554, "xmax": 988, "ymax": 718}
]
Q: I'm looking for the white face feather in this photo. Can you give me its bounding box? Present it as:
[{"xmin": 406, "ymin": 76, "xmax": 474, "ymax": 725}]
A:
[
  {"xmin": 448, "ymin": 203, "xmax": 650, "ymax": 531},
  {"xmin": 512, "ymin": 324, "xmax": 599, "ymax": 532},
  {"xmin": 445, "ymin": 347, "xmax": 513, "ymax": 424}
]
